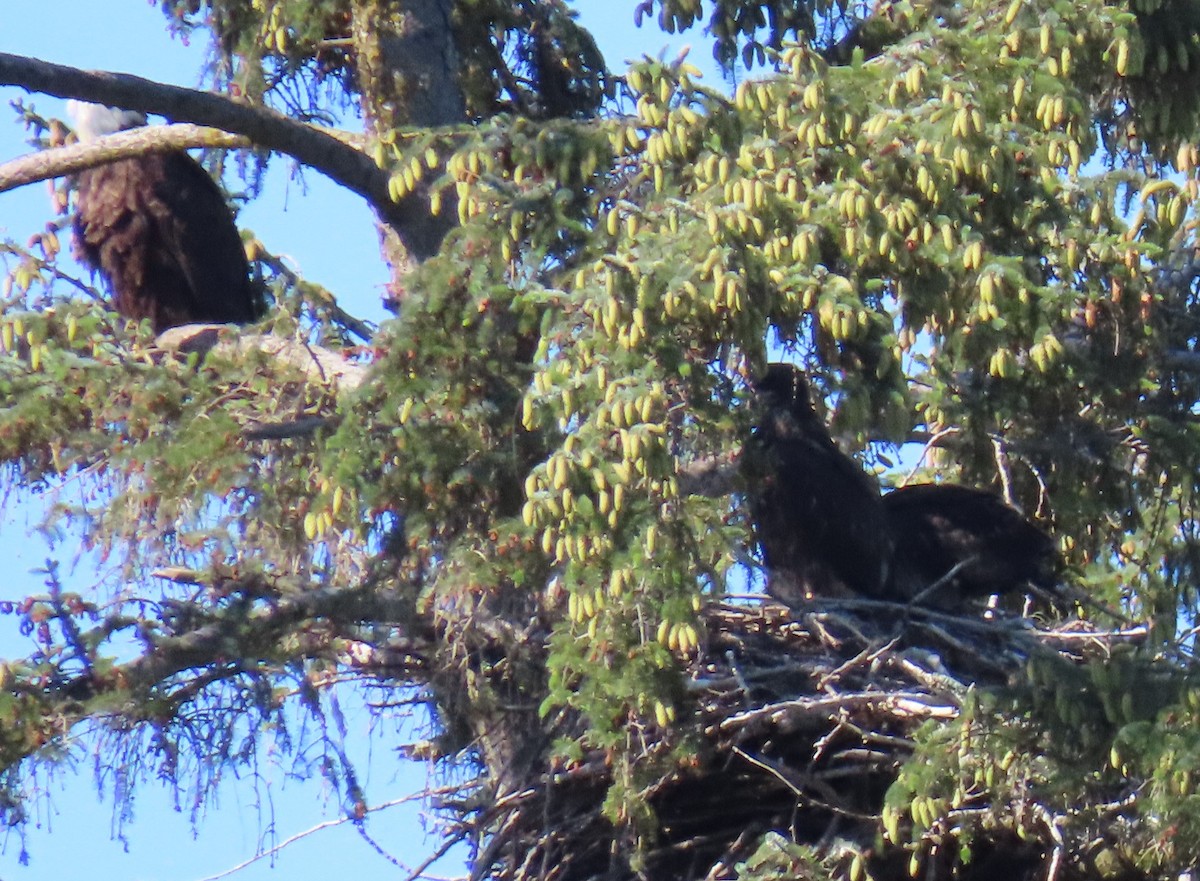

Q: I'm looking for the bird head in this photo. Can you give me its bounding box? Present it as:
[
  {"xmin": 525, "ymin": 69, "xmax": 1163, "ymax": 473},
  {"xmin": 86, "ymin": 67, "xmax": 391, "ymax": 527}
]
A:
[
  {"xmin": 754, "ymin": 363, "xmax": 817, "ymax": 412},
  {"xmin": 753, "ymin": 363, "xmax": 826, "ymax": 437},
  {"xmin": 754, "ymin": 363, "xmax": 800, "ymax": 403},
  {"xmin": 66, "ymin": 101, "xmax": 148, "ymax": 141}
]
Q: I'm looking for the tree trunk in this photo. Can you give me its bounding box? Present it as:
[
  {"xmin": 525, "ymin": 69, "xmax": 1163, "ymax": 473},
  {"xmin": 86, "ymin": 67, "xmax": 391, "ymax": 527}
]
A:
[{"xmin": 351, "ymin": 0, "xmax": 464, "ymax": 301}]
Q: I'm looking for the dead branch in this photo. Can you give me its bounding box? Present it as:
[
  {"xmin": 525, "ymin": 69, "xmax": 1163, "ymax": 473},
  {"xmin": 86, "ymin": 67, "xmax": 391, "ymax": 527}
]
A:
[
  {"xmin": 677, "ymin": 451, "xmax": 739, "ymax": 498},
  {"xmin": 154, "ymin": 323, "xmax": 370, "ymax": 393},
  {"xmin": 243, "ymin": 415, "xmax": 339, "ymax": 440},
  {"xmin": 0, "ymin": 123, "xmax": 246, "ymax": 192},
  {"xmin": 0, "ymin": 51, "xmax": 444, "ymax": 259},
  {"xmin": 718, "ymin": 691, "xmax": 959, "ymax": 740},
  {"xmin": 193, "ymin": 795, "xmax": 427, "ymax": 881}
]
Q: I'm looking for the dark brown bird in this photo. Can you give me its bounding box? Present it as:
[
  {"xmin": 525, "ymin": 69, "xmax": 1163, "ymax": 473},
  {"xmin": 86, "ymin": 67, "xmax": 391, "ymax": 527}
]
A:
[
  {"xmin": 68, "ymin": 101, "xmax": 266, "ymax": 333},
  {"xmin": 883, "ymin": 483, "xmax": 1058, "ymax": 606},
  {"xmin": 748, "ymin": 363, "xmax": 893, "ymax": 605}
]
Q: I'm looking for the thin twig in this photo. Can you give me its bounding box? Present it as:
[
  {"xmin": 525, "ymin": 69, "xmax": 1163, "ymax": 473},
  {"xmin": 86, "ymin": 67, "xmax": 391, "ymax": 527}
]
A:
[
  {"xmin": 900, "ymin": 426, "xmax": 959, "ymax": 484},
  {"xmin": 990, "ymin": 434, "xmax": 1014, "ymax": 504},
  {"xmin": 256, "ymin": 251, "xmax": 375, "ymax": 342},
  {"xmin": 1036, "ymin": 804, "xmax": 1065, "ymax": 881},
  {"xmin": 193, "ymin": 796, "xmax": 421, "ymax": 881},
  {"xmin": 730, "ymin": 746, "xmax": 877, "ymax": 821},
  {"xmin": 355, "ymin": 820, "xmax": 406, "ymax": 868},
  {"xmin": 908, "ymin": 557, "xmax": 977, "ymax": 606},
  {"xmin": 403, "ymin": 829, "xmax": 471, "ymax": 881},
  {"xmin": 817, "ymin": 637, "xmax": 899, "ymax": 690}
]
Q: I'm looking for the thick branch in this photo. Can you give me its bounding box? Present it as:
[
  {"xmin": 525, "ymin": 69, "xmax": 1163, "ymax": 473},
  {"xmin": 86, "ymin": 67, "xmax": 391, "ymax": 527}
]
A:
[
  {"xmin": 678, "ymin": 451, "xmax": 739, "ymax": 498},
  {"xmin": 154, "ymin": 324, "xmax": 370, "ymax": 393},
  {"xmin": 40, "ymin": 578, "xmax": 431, "ymax": 710},
  {"xmin": 0, "ymin": 123, "xmax": 246, "ymax": 192},
  {"xmin": 242, "ymin": 415, "xmax": 339, "ymax": 441},
  {"xmin": 0, "ymin": 52, "xmax": 444, "ymax": 261}
]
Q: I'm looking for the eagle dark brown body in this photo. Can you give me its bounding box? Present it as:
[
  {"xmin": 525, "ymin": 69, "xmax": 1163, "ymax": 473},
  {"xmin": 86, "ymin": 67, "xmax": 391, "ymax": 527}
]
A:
[
  {"xmin": 749, "ymin": 364, "xmax": 893, "ymax": 605},
  {"xmin": 883, "ymin": 483, "xmax": 1057, "ymax": 605},
  {"xmin": 69, "ymin": 103, "xmax": 265, "ymax": 333},
  {"xmin": 748, "ymin": 364, "xmax": 1059, "ymax": 610}
]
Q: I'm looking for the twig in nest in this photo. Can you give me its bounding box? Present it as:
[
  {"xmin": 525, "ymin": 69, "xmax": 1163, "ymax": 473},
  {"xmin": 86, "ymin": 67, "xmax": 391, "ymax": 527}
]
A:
[
  {"xmin": 1031, "ymin": 624, "xmax": 1149, "ymax": 669},
  {"xmin": 812, "ymin": 710, "xmax": 850, "ymax": 764},
  {"xmin": 402, "ymin": 826, "xmax": 471, "ymax": 881},
  {"xmin": 828, "ymin": 718, "xmax": 916, "ymax": 752},
  {"xmin": 906, "ymin": 620, "xmax": 1014, "ymax": 678},
  {"xmin": 467, "ymin": 782, "xmax": 551, "ymax": 881},
  {"xmin": 727, "ymin": 649, "xmax": 751, "ymax": 701},
  {"xmin": 801, "ymin": 611, "xmax": 847, "ymax": 649},
  {"xmin": 730, "ymin": 746, "xmax": 877, "ymax": 821},
  {"xmin": 817, "ymin": 637, "xmax": 899, "ymax": 691},
  {"xmin": 889, "ymin": 654, "xmax": 968, "ymax": 697},
  {"xmin": 908, "ymin": 557, "xmax": 977, "ymax": 607},
  {"xmin": 688, "ymin": 659, "xmax": 826, "ymax": 695},
  {"xmin": 702, "ymin": 829, "xmax": 758, "ymax": 881},
  {"xmin": 991, "ymin": 434, "xmax": 1015, "ymax": 505},
  {"xmin": 1037, "ymin": 803, "xmax": 1066, "ymax": 881},
  {"xmin": 719, "ymin": 690, "xmax": 955, "ymax": 740}
]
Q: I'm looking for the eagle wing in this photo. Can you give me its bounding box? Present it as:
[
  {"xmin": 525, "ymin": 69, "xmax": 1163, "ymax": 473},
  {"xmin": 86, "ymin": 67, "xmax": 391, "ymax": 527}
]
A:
[
  {"xmin": 74, "ymin": 152, "xmax": 263, "ymax": 332},
  {"xmin": 145, "ymin": 152, "xmax": 264, "ymax": 327},
  {"xmin": 884, "ymin": 483, "xmax": 1056, "ymax": 602}
]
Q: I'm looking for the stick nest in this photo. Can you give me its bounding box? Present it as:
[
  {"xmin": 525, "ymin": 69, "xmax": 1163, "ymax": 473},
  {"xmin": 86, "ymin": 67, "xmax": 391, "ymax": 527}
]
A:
[{"xmin": 464, "ymin": 600, "xmax": 1148, "ymax": 881}]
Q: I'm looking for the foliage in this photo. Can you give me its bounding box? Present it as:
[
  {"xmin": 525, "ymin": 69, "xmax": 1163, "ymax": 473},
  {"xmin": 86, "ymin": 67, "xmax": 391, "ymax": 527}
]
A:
[
  {"xmin": 156, "ymin": 0, "xmax": 608, "ymax": 121},
  {"xmin": 8, "ymin": 0, "xmax": 1200, "ymax": 878}
]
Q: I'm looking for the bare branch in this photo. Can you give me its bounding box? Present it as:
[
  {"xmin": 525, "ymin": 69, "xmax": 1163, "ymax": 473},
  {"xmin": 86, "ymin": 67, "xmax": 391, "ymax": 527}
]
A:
[
  {"xmin": 56, "ymin": 577, "xmax": 427, "ymax": 703},
  {"xmin": 150, "ymin": 567, "xmax": 205, "ymax": 585},
  {"xmin": 193, "ymin": 795, "xmax": 427, "ymax": 881},
  {"xmin": 243, "ymin": 415, "xmax": 339, "ymax": 441},
  {"xmin": 0, "ymin": 51, "xmax": 445, "ymax": 260},
  {"xmin": 677, "ymin": 451, "xmax": 739, "ymax": 498},
  {"xmin": 154, "ymin": 324, "xmax": 370, "ymax": 393},
  {"xmin": 0, "ymin": 123, "xmax": 246, "ymax": 192}
]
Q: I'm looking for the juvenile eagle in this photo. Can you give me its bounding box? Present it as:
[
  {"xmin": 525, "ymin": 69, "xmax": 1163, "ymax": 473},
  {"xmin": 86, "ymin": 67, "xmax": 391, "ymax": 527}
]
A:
[
  {"xmin": 67, "ymin": 101, "xmax": 265, "ymax": 333},
  {"xmin": 748, "ymin": 363, "xmax": 893, "ymax": 605},
  {"xmin": 883, "ymin": 483, "xmax": 1057, "ymax": 605}
]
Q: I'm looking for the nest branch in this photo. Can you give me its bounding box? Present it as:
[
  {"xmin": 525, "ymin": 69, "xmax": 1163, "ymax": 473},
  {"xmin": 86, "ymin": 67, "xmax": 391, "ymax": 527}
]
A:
[{"xmin": 462, "ymin": 600, "xmax": 1150, "ymax": 881}]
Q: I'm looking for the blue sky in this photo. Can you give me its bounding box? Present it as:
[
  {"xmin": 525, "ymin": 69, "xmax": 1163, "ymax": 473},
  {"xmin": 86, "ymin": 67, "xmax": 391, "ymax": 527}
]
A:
[{"xmin": 0, "ymin": 3, "xmax": 722, "ymax": 879}]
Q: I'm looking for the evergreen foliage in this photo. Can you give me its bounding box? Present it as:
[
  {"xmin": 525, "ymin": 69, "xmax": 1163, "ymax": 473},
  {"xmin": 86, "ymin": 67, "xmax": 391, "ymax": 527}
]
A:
[{"xmin": 5, "ymin": 0, "xmax": 1200, "ymax": 877}]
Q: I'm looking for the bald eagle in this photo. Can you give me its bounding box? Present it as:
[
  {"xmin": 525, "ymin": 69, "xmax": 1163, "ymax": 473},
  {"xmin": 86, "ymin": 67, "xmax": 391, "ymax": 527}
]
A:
[
  {"xmin": 67, "ymin": 101, "xmax": 265, "ymax": 333},
  {"xmin": 748, "ymin": 363, "xmax": 893, "ymax": 605},
  {"xmin": 883, "ymin": 483, "xmax": 1058, "ymax": 606}
]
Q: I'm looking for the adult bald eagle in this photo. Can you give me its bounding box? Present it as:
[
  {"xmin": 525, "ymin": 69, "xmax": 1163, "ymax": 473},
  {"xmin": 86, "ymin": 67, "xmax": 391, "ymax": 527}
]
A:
[
  {"xmin": 883, "ymin": 483, "xmax": 1057, "ymax": 606},
  {"xmin": 68, "ymin": 101, "xmax": 265, "ymax": 333},
  {"xmin": 748, "ymin": 363, "xmax": 893, "ymax": 605}
]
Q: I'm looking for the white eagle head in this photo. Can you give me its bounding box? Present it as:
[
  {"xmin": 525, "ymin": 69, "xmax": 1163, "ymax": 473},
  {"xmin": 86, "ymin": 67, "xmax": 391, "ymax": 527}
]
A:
[{"xmin": 66, "ymin": 101, "xmax": 148, "ymax": 141}]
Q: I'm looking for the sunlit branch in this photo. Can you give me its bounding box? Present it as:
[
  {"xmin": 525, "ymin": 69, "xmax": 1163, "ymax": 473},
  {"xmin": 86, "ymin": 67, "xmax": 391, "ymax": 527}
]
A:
[
  {"xmin": 0, "ymin": 123, "xmax": 246, "ymax": 193},
  {"xmin": 193, "ymin": 794, "xmax": 431, "ymax": 881},
  {"xmin": 154, "ymin": 324, "xmax": 370, "ymax": 393},
  {"xmin": 0, "ymin": 51, "xmax": 445, "ymax": 260}
]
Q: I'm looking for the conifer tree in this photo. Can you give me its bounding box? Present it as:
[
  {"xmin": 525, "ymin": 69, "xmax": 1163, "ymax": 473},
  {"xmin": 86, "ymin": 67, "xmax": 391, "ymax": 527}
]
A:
[{"xmin": 4, "ymin": 1, "xmax": 1200, "ymax": 878}]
